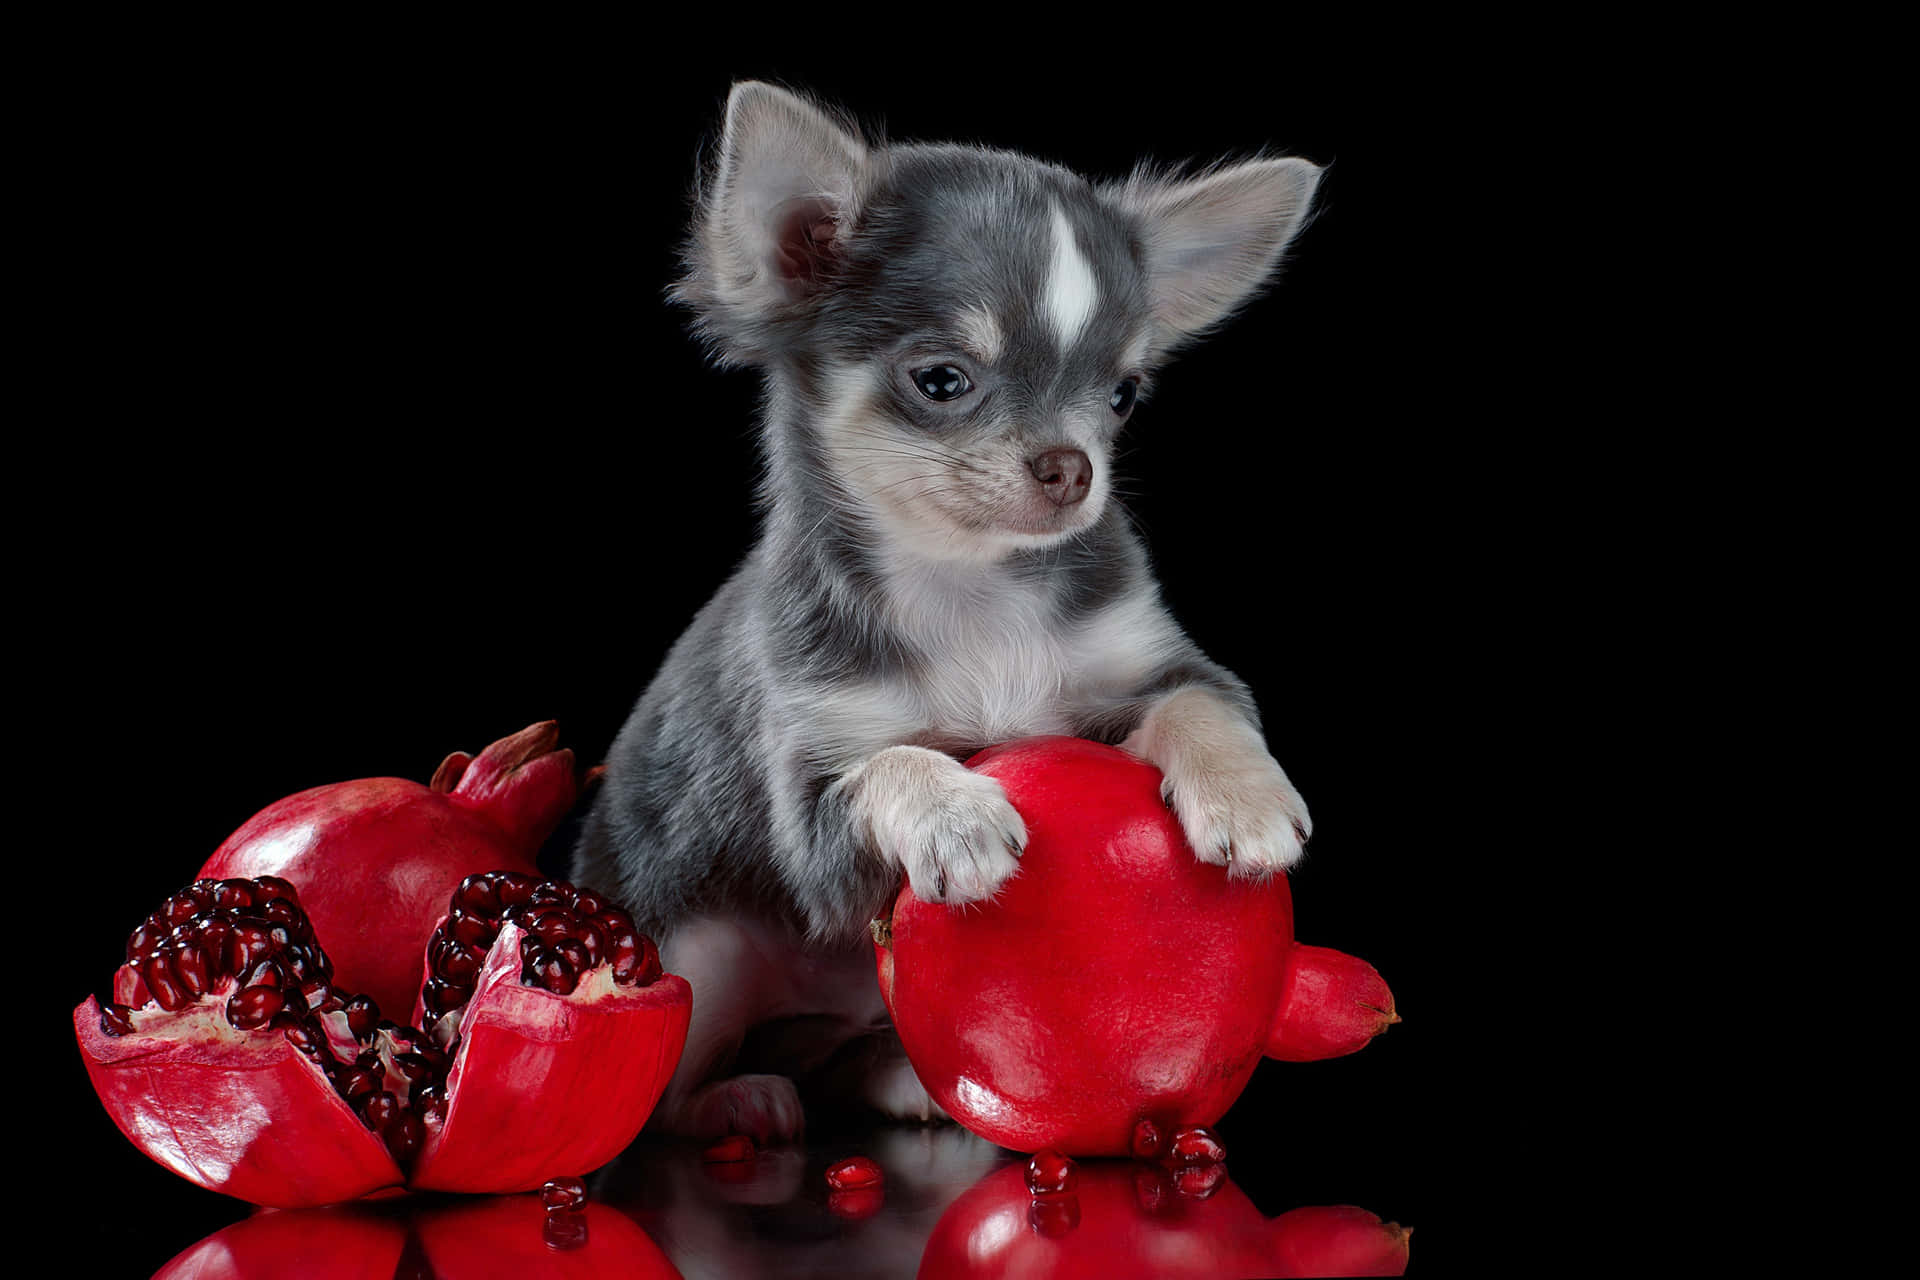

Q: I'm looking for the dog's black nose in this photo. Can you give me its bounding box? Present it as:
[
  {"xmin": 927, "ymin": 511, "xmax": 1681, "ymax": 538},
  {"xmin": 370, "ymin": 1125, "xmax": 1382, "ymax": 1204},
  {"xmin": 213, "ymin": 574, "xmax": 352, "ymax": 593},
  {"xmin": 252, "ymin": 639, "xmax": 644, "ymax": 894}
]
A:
[{"xmin": 1030, "ymin": 448, "xmax": 1092, "ymax": 507}]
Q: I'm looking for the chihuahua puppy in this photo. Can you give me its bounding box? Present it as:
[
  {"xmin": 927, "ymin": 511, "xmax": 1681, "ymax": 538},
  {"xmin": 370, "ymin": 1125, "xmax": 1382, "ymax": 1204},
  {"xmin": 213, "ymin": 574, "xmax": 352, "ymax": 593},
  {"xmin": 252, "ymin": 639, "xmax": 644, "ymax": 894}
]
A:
[{"xmin": 574, "ymin": 81, "xmax": 1320, "ymax": 1141}]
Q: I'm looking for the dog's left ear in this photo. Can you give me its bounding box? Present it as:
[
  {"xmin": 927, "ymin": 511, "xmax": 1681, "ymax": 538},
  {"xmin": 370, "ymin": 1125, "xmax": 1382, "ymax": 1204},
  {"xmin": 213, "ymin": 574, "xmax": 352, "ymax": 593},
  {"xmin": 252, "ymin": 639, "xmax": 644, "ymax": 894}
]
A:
[{"xmin": 1106, "ymin": 156, "xmax": 1321, "ymax": 357}]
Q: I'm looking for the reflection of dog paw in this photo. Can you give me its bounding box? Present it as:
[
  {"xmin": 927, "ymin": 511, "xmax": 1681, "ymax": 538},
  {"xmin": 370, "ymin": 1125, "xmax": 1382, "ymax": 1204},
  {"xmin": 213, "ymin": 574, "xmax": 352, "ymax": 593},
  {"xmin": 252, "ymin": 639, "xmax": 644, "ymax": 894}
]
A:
[
  {"xmin": 854, "ymin": 745, "xmax": 1026, "ymax": 904},
  {"xmin": 861, "ymin": 1052, "xmax": 951, "ymax": 1123},
  {"xmin": 678, "ymin": 1073, "xmax": 805, "ymax": 1143}
]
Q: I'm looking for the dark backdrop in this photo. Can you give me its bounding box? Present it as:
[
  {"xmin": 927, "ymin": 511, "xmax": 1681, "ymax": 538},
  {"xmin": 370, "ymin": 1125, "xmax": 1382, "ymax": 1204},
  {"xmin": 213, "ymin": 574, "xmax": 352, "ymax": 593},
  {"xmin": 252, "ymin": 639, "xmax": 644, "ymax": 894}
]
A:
[{"xmin": 41, "ymin": 35, "xmax": 1524, "ymax": 1275}]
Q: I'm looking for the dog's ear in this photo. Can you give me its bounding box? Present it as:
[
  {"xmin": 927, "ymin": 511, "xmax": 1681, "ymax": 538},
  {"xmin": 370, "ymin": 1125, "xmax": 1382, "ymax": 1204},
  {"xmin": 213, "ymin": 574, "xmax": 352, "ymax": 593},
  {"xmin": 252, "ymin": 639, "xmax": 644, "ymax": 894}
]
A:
[
  {"xmin": 675, "ymin": 81, "xmax": 873, "ymax": 366},
  {"xmin": 1106, "ymin": 156, "xmax": 1321, "ymax": 358}
]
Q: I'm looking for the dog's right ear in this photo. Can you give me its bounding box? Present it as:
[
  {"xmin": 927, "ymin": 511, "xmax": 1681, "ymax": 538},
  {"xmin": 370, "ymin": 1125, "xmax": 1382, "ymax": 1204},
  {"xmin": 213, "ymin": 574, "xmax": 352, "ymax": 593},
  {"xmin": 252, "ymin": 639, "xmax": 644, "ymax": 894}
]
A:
[{"xmin": 674, "ymin": 81, "xmax": 873, "ymax": 367}]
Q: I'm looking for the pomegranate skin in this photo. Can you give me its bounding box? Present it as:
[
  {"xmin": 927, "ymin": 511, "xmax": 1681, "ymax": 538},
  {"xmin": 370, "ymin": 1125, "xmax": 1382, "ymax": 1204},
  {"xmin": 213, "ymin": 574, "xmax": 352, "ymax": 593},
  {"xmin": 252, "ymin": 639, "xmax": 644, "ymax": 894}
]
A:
[
  {"xmin": 73, "ymin": 995, "xmax": 406, "ymax": 1208},
  {"xmin": 407, "ymin": 923, "xmax": 692, "ymax": 1193},
  {"xmin": 197, "ymin": 721, "xmax": 587, "ymax": 1019},
  {"xmin": 876, "ymin": 737, "xmax": 1294, "ymax": 1155},
  {"xmin": 152, "ymin": 1203, "xmax": 411, "ymax": 1279},
  {"xmin": 1269, "ymin": 1205, "xmax": 1413, "ymax": 1277},
  {"xmin": 1267, "ymin": 943, "xmax": 1400, "ymax": 1062}
]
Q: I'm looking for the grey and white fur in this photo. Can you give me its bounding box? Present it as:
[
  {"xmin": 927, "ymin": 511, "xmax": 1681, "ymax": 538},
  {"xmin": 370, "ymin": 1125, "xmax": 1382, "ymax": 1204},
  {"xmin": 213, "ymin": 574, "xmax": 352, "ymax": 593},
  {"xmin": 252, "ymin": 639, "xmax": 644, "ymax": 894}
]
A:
[{"xmin": 573, "ymin": 81, "xmax": 1322, "ymax": 1141}]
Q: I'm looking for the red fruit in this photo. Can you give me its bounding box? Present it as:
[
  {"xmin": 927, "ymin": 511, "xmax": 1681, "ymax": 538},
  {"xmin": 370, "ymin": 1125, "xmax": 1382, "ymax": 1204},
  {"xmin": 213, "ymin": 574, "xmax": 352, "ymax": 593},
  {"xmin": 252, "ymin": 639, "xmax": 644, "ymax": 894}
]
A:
[
  {"xmin": 1166, "ymin": 1126, "xmax": 1227, "ymax": 1165},
  {"xmin": 1267, "ymin": 944, "xmax": 1400, "ymax": 1061},
  {"xmin": 825, "ymin": 1155, "xmax": 883, "ymax": 1190},
  {"xmin": 541, "ymin": 1175, "xmax": 588, "ymax": 1211},
  {"xmin": 152, "ymin": 1202, "xmax": 411, "ymax": 1279},
  {"xmin": 75, "ymin": 873, "xmax": 691, "ymax": 1206},
  {"xmin": 198, "ymin": 721, "xmax": 595, "ymax": 1019},
  {"xmin": 920, "ymin": 1161, "xmax": 1411, "ymax": 1278},
  {"xmin": 878, "ymin": 737, "xmax": 1390, "ymax": 1155}
]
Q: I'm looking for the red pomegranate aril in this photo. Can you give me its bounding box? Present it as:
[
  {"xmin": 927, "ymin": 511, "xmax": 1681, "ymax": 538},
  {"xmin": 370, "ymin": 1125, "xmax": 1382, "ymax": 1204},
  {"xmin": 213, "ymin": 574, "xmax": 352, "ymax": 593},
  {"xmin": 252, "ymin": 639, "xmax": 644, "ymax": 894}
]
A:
[
  {"xmin": 126, "ymin": 918, "xmax": 166, "ymax": 964},
  {"xmin": 227, "ymin": 985, "xmax": 285, "ymax": 1030},
  {"xmin": 170, "ymin": 944, "xmax": 212, "ymax": 997},
  {"xmin": 334, "ymin": 1065, "xmax": 380, "ymax": 1101},
  {"xmin": 495, "ymin": 874, "xmax": 540, "ymax": 909},
  {"xmin": 344, "ymin": 995, "xmax": 381, "ymax": 1039},
  {"xmin": 363, "ymin": 1091, "xmax": 402, "ymax": 1131},
  {"xmin": 526, "ymin": 949, "xmax": 579, "ymax": 996},
  {"xmin": 611, "ymin": 933, "xmax": 661, "ymax": 987},
  {"xmin": 1026, "ymin": 1149, "xmax": 1077, "ymax": 1195},
  {"xmin": 213, "ymin": 879, "xmax": 256, "ymax": 910},
  {"xmin": 99, "ymin": 1002, "xmax": 134, "ymax": 1037},
  {"xmin": 143, "ymin": 953, "xmax": 188, "ymax": 1011},
  {"xmin": 553, "ymin": 939, "xmax": 592, "ymax": 974},
  {"xmin": 826, "ymin": 1157, "xmax": 883, "ymax": 1191},
  {"xmin": 447, "ymin": 910, "xmax": 493, "ymax": 949},
  {"xmin": 452, "ymin": 874, "xmax": 503, "ymax": 916},
  {"xmin": 540, "ymin": 1176, "xmax": 588, "ymax": 1211},
  {"xmin": 1130, "ymin": 1117, "xmax": 1166, "ymax": 1160},
  {"xmin": 571, "ymin": 889, "xmax": 610, "ymax": 917},
  {"xmin": 1167, "ymin": 1126, "xmax": 1226, "ymax": 1165},
  {"xmin": 162, "ymin": 894, "xmax": 201, "ymax": 928}
]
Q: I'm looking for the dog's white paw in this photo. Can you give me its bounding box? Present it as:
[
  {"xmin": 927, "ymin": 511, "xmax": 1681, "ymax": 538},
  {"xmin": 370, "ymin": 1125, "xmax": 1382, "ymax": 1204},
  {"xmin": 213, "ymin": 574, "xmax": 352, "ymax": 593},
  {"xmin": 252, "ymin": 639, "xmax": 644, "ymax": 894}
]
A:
[
  {"xmin": 1125, "ymin": 687, "xmax": 1312, "ymax": 878},
  {"xmin": 850, "ymin": 745, "xmax": 1025, "ymax": 905},
  {"xmin": 1161, "ymin": 750, "xmax": 1311, "ymax": 877}
]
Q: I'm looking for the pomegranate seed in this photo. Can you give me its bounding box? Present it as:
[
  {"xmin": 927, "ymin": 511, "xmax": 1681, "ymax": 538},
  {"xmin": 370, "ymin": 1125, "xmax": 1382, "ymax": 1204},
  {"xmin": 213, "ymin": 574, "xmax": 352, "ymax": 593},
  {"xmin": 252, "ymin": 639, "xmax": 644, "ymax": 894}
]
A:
[
  {"xmin": 126, "ymin": 917, "xmax": 167, "ymax": 964},
  {"xmin": 99, "ymin": 1002, "xmax": 135, "ymax": 1037},
  {"xmin": 213, "ymin": 879, "xmax": 256, "ymax": 910},
  {"xmin": 344, "ymin": 995, "xmax": 381, "ymax": 1039},
  {"xmin": 162, "ymin": 894, "xmax": 201, "ymax": 927},
  {"xmin": 383, "ymin": 1110, "xmax": 424, "ymax": 1164},
  {"xmin": 452, "ymin": 873, "xmax": 503, "ymax": 916},
  {"xmin": 540, "ymin": 1176, "xmax": 588, "ymax": 1211},
  {"xmin": 240, "ymin": 959, "xmax": 285, "ymax": 989},
  {"xmin": 252, "ymin": 875, "xmax": 299, "ymax": 903},
  {"xmin": 570, "ymin": 888, "xmax": 610, "ymax": 917},
  {"xmin": 612, "ymin": 934, "xmax": 661, "ymax": 987},
  {"xmin": 1028, "ymin": 1195, "xmax": 1081, "ymax": 1237},
  {"xmin": 1026, "ymin": 1149, "xmax": 1077, "ymax": 1195},
  {"xmin": 284, "ymin": 1021, "xmax": 326, "ymax": 1058},
  {"xmin": 432, "ymin": 937, "xmax": 484, "ymax": 985},
  {"xmin": 226, "ymin": 985, "xmax": 285, "ymax": 1030},
  {"xmin": 1130, "ymin": 1117, "xmax": 1165, "ymax": 1160},
  {"xmin": 333, "ymin": 1065, "xmax": 379, "ymax": 1101},
  {"xmin": 363, "ymin": 1091, "xmax": 402, "ymax": 1131},
  {"xmin": 543, "ymin": 1209, "xmax": 588, "ymax": 1252},
  {"xmin": 525, "ymin": 948, "xmax": 579, "ymax": 996},
  {"xmin": 825, "ymin": 1156, "xmax": 883, "ymax": 1191},
  {"xmin": 143, "ymin": 952, "xmax": 189, "ymax": 1011},
  {"xmin": 528, "ymin": 882, "xmax": 574, "ymax": 910},
  {"xmin": 1168, "ymin": 1126, "xmax": 1226, "ymax": 1165},
  {"xmin": 701, "ymin": 1135, "xmax": 756, "ymax": 1163},
  {"xmin": 225, "ymin": 923, "xmax": 274, "ymax": 975},
  {"xmin": 495, "ymin": 874, "xmax": 540, "ymax": 909},
  {"xmin": 553, "ymin": 939, "xmax": 592, "ymax": 974},
  {"xmin": 170, "ymin": 944, "xmax": 212, "ymax": 998},
  {"xmin": 412, "ymin": 1082, "xmax": 448, "ymax": 1121}
]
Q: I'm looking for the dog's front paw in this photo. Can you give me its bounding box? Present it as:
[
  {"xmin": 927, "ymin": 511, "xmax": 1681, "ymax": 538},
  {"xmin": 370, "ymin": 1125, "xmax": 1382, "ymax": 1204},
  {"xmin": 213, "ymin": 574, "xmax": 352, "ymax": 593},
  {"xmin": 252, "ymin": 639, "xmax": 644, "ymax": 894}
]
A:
[
  {"xmin": 850, "ymin": 745, "xmax": 1026, "ymax": 905},
  {"xmin": 1161, "ymin": 749, "xmax": 1311, "ymax": 876}
]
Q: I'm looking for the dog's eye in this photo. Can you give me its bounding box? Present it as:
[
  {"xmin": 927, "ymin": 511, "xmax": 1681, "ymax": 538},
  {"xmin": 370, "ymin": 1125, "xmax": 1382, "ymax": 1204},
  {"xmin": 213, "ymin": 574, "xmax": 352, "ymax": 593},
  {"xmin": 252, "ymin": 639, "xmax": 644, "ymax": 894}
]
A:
[
  {"xmin": 1110, "ymin": 379, "xmax": 1138, "ymax": 416},
  {"xmin": 912, "ymin": 365, "xmax": 973, "ymax": 403}
]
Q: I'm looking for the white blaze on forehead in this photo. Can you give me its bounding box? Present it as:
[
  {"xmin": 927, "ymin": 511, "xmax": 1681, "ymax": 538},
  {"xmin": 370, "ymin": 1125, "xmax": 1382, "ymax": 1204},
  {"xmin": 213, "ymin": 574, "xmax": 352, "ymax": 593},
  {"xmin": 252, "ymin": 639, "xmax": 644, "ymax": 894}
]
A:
[{"xmin": 1043, "ymin": 202, "xmax": 1098, "ymax": 349}]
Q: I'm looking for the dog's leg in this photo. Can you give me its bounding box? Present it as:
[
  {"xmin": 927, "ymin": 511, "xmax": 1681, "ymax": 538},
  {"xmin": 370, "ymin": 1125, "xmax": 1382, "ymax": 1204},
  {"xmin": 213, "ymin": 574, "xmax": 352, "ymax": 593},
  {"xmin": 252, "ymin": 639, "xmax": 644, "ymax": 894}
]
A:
[
  {"xmin": 827, "ymin": 744, "xmax": 1027, "ymax": 906},
  {"xmin": 1123, "ymin": 686, "xmax": 1311, "ymax": 875}
]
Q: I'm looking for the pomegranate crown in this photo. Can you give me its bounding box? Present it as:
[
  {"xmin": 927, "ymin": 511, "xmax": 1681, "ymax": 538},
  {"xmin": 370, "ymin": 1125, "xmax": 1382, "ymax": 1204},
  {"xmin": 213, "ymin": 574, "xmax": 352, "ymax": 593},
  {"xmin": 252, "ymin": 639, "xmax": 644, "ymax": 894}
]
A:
[{"xmin": 428, "ymin": 721, "xmax": 600, "ymax": 848}]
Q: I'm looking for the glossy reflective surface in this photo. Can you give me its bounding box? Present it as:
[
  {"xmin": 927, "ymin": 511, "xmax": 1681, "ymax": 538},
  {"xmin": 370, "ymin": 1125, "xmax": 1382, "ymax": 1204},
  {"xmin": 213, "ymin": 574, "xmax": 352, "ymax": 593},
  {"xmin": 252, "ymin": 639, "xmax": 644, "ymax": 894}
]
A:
[{"xmin": 148, "ymin": 1125, "xmax": 1412, "ymax": 1277}]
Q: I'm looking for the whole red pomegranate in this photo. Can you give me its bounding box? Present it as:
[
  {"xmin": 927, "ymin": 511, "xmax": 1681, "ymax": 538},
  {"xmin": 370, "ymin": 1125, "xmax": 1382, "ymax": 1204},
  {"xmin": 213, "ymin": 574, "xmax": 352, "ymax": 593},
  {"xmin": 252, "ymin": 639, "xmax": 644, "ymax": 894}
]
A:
[
  {"xmin": 198, "ymin": 721, "xmax": 593, "ymax": 1019},
  {"xmin": 75, "ymin": 872, "xmax": 690, "ymax": 1207},
  {"xmin": 874, "ymin": 737, "xmax": 1395, "ymax": 1155}
]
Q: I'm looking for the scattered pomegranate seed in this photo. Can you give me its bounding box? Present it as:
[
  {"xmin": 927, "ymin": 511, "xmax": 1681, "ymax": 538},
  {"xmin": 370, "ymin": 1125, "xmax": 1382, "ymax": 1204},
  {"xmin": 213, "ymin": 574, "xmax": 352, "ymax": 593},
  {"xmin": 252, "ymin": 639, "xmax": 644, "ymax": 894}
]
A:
[
  {"xmin": 702, "ymin": 1134, "xmax": 756, "ymax": 1163},
  {"xmin": 1025, "ymin": 1148, "xmax": 1077, "ymax": 1195},
  {"xmin": 1130, "ymin": 1117, "xmax": 1165, "ymax": 1159},
  {"xmin": 1172, "ymin": 1161, "xmax": 1227, "ymax": 1199},
  {"xmin": 825, "ymin": 1155, "xmax": 883, "ymax": 1191},
  {"xmin": 540, "ymin": 1175, "xmax": 588, "ymax": 1211},
  {"xmin": 1167, "ymin": 1125, "xmax": 1227, "ymax": 1165}
]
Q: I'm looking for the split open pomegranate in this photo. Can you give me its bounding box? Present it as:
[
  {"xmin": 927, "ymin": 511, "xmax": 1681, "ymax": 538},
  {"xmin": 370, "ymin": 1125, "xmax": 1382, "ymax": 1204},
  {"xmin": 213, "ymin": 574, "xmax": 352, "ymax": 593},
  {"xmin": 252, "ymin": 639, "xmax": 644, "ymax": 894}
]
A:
[{"xmin": 74, "ymin": 873, "xmax": 690, "ymax": 1207}]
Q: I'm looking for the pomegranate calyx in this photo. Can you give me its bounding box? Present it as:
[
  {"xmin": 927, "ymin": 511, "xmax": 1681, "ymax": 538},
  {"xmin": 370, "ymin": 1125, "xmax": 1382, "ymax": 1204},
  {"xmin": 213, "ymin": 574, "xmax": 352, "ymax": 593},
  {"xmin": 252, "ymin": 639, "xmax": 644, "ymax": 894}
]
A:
[{"xmin": 443, "ymin": 721, "xmax": 582, "ymax": 849}]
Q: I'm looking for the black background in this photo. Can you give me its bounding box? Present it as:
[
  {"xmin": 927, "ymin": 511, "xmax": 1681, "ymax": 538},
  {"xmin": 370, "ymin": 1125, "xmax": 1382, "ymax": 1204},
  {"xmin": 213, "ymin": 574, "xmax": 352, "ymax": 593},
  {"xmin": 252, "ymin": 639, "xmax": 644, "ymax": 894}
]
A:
[{"xmin": 38, "ymin": 30, "xmax": 1544, "ymax": 1275}]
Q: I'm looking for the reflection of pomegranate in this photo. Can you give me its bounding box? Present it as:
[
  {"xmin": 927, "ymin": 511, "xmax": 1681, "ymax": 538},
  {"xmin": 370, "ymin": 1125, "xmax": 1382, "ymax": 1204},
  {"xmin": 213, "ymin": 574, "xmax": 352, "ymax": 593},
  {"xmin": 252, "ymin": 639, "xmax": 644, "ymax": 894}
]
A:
[
  {"xmin": 198, "ymin": 721, "xmax": 593, "ymax": 1019},
  {"xmin": 75, "ymin": 873, "xmax": 690, "ymax": 1207},
  {"xmin": 875, "ymin": 737, "xmax": 1395, "ymax": 1155},
  {"xmin": 918, "ymin": 1161, "xmax": 1410, "ymax": 1278},
  {"xmin": 152, "ymin": 1194, "xmax": 683, "ymax": 1278}
]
